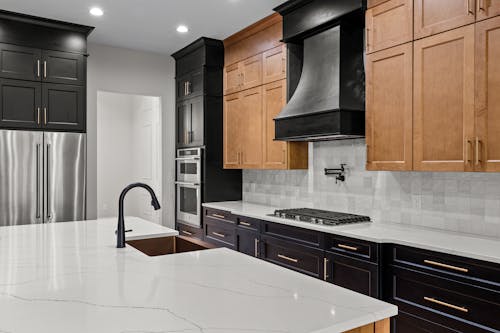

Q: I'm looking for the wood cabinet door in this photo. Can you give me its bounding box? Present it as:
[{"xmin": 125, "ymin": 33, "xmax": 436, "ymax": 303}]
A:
[
  {"xmin": 240, "ymin": 54, "xmax": 263, "ymax": 91},
  {"xmin": 366, "ymin": 0, "xmax": 413, "ymax": 54},
  {"xmin": 0, "ymin": 43, "xmax": 41, "ymax": 81},
  {"xmin": 477, "ymin": 0, "xmax": 500, "ymax": 21},
  {"xmin": 475, "ymin": 16, "xmax": 500, "ymax": 172},
  {"xmin": 413, "ymin": 26, "xmax": 475, "ymax": 171},
  {"xmin": 366, "ymin": 43, "xmax": 413, "ymax": 171},
  {"xmin": 42, "ymin": 50, "xmax": 85, "ymax": 85},
  {"xmin": 240, "ymin": 86, "xmax": 263, "ymax": 169},
  {"xmin": 263, "ymin": 45, "xmax": 286, "ymax": 84},
  {"xmin": 414, "ymin": 0, "xmax": 476, "ymax": 39},
  {"xmin": 223, "ymin": 63, "xmax": 241, "ymax": 95},
  {"xmin": 0, "ymin": 79, "xmax": 41, "ymax": 129},
  {"xmin": 223, "ymin": 92, "xmax": 242, "ymax": 168},
  {"xmin": 42, "ymin": 83, "xmax": 85, "ymax": 132},
  {"xmin": 263, "ymin": 80, "xmax": 287, "ymax": 169}
]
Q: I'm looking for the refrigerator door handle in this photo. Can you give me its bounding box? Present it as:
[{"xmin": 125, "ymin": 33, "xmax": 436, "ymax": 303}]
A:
[
  {"xmin": 36, "ymin": 144, "xmax": 41, "ymax": 219},
  {"xmin": 46, "ymin": 143, "xmax": 51, "ymax": 220}
]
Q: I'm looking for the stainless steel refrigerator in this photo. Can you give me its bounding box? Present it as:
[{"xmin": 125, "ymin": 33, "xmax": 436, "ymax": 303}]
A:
[{"xmin": 0, "ymin": 130, "xmax": 86, "ymax": 226}]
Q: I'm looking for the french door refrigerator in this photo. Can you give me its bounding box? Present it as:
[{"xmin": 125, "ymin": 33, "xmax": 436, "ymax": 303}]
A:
[{"xmin": 0, "ymin": 130, "xmax": 86, "ymax": 226}]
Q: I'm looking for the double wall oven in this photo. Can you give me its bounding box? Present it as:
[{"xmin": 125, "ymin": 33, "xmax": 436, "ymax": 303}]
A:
[{"xmin": 175, "ymin": 148, "xmax": 202, "ymax": 227}]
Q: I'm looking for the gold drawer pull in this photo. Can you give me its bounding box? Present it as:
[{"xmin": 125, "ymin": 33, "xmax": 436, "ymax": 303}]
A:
[
  {"xmin": 424, "ymin": 260, "xmax": 469, "ymax": 273},
  {"xmin": 323, "ymin": 258, "xmax": 329, "ymax": 281},
  {"xmin": 424, "ymin": 297, "xmax": 469, "ymax": 313},
  {"xmin": 212, "ymin": 213, "xmax": 226, "ymax": 219},
  {"xmin": 338, "ymin": 244, "xmax": 358, "ymax": 251},
  {"xmin": 212, "ymin": 232, "xmax": 226, "ymax": 238},
  {"xmin": 240, "ymin": 221, "xmax": 251, "ymax": 227},
  {"xmin": 181, "ymin": 230, "xmax": 193, "ymax": 236},
  {"xmin": 278, "ymin": 254, "xmax": 298, "ymax": 263},
  {"xmin": 254, "ymin": 238, "xmax": 259, "ymax": 257}
]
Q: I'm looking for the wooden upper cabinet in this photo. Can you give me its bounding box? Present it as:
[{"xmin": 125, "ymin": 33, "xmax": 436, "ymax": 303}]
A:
[
  {"xmin": 240, "ymin": 87, "xmax": 263, "ymax": 169},
  {"xmin": 366, "ymin": 43, "xmax": 413, "ymax": 171},
  {"xmin": 414, "ymin": 0, "xmax": 476, "ymax": 39},
  {"xmin": 475, "ymin": 16, "xmax": 500, "ymax": 171},
  {"xmin": 241, "ymin": 54, "xmax": 263, "ymax": 91},
  {"xmin": 263, "ymin": 80, "xmax": 287, "ymax": 169},
  {"xmin": 413, "ymin": 25, "xmax": 475, "ymax": 171},
  {"xmin": 476, "ymin": 0, "xmax": 500, "ymax": 21},
  {"xmin": 366, "ymin": 0, "xmax": 413, "ymax": 54},
  {"xmin": 224, "ymin": 63, "xmax": 241, "ymax": 95},
  {"xmin": 263, "ymin": 45, "xmax": 286, "ymax": 84},
  {"xmin": 224, "ymin": 92, "xmax": 242, "ymax": 168}
]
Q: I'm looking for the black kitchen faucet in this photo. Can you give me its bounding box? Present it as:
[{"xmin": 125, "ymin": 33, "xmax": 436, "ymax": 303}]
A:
[{"xmin": 116, "ymin": 183, "xmax": 161, "ymax": 248}]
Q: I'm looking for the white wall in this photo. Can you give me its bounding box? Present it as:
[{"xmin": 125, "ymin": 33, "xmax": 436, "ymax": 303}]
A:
[{"xmin": 87, "ymin": 43, "xmax": 176, "ymax": 227}]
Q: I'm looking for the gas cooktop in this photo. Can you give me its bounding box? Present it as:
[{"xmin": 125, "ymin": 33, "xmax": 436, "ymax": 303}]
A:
[{"xmin": 271, "ymin": 208, "xmax": 371, "ymax": 226}]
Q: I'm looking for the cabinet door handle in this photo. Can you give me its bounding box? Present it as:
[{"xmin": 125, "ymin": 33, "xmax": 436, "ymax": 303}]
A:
[
  {"xmin": 37, "ymin": 60, "xmax": 40, "ymax": 77},
  {"xmin": 465, "ymin": 138, "xmax": 472, "ymax": 164},
  {"xmin": 181, "ymin": 230, "xmax": 193, "ymax": 236},
  {"xmin": 475, "ymin": 137, "xmax": 482, "ymax": 166},
  {"xmin": 467, "ymin": 0, "xmax": 475, "ymax": 14},
  {"xmin": 254, "ymin": 238, "xmax": 259, "ymax": 257},
  {"xmin": 281, "ymin": 57, "xmax": 286, "ymax": 74},
  {"xmin": 479, "ymin": 0, "xmax": 485, "ymax": 11},
  {"xmin": 278, "ymin": 254, "xmax": 298, "ymax": 263},
  {"xmin": 44, "ymin": 107, "xmax": 47, "ymax": 125},
  {"xmin": 187, "ymin": 81, "xmax": 191, "ymax": 95},
  {"xmin": 212, "ymin": 232, "xmax": 226, "ymax": 238},
  {"xmin": 240, "ymin": 221, "xmax": 251, "ymax": 227},
  {"xmin": 323, "ymin": 258, "xmax": 329, "ymax": 281},
  {"xmin": 338, "ymin": 244, "xmax": 358, "ymax": 251},
  {"xmin": 43, "ymin": 61, "xmax": 47, "ymax": 78},
  {"xmin": 423, "ymin": 260, "xmax": 469, "ymax": 273},
  {"xmin": 424, "ymin": 297, "xmax": 468, "ymax": 313},
  {"xmin": 36, "ymin": 107, "xmax": 40, "ymax": 125},
  {"xmin": 212, "ymin": 213, "xmax": 226, "ymax": 219}
]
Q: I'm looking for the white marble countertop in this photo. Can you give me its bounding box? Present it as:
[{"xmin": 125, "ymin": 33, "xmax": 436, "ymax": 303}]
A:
[
  {"xmin": 203, "ymin": 201, "xmax": 500, "ymax": 264},
  {"xmin": 0, "ymin": 217, "xmax": 397, "ymax": 333}
]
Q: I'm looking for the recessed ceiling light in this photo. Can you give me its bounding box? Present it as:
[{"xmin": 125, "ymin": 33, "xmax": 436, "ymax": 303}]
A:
[
  {"xmin": 89, "ymin": 7, "xmax": 104, "ymax": 17},
  {"xmin": 176, "ymin": 25, "xmax": 189, "ymax": 33}
]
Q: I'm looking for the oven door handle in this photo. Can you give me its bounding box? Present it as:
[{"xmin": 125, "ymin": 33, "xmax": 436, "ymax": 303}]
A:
[
  {"xmin": 175, "ymin": 181, "xmax": 201, "ymax": 186},
  {"xmin": 175, "ymin": 157, "xmax": 201, "ymax": 161}
]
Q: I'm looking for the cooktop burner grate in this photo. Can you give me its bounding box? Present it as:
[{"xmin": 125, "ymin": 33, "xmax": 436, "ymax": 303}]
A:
[{"xmin": 272, "ymin": 208, "xmax": 371, "ymax": 226}]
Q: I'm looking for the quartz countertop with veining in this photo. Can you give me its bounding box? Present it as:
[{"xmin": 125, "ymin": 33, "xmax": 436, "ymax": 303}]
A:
[
  {"xmin": 203, "ymin": 201, "xmax": 500, "ymax": 264},
  {"xmin": 0, "ymin": 217, "xmax": 396, "ymax": 333}
]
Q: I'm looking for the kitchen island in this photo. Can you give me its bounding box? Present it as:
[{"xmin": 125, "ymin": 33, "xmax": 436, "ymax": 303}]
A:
[{"xmin": 0, "ymin": 217, "xmax": 396, "ymax": 333}]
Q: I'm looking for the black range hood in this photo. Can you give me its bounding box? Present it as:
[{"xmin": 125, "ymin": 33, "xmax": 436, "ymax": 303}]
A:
[{"xmin": 274, "ymin": 0, "xmax": 366, "ymax": 141}]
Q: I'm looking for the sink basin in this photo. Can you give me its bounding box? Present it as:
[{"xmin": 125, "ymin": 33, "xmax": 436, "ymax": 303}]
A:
[{"xmin": 126, "ymin": 235, "xmax": 216, "ymax": 256}]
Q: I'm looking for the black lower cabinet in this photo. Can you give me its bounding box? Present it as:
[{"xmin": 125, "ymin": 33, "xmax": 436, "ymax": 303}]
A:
[
  {"xmin": 325, "ymin": 251, "xmax": 379, "ymax": 298},
  {"xmin": 392, "ymin": 311, "xmax": 461, "ymax": 333},
  {"xmin": 177, "ymin": 222, "xmax": 203, "ymax": 240},
  {"xmin": 203, "ymin": 217, "xmax": 236, "ymax": 250},
  {"xmin": 236, "ymin": 228, "xmax": 260, "ymax": 257}
]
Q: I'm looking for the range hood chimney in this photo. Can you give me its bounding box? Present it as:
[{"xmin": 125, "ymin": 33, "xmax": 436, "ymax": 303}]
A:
[{"xmin": 274, "ymin": 0, "xmax": 366, "ymax": 141}]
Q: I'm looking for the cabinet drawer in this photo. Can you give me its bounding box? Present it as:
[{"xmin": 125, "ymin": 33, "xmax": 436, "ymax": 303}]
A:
[
  {"xmin": 392, "ymin": 311, "xmax": 461, "ymax": 333},
  {"xmin": 204, "ymin": 218, "xmax": 236, "ymax": 249},
  {"xmin": 236, "ymin": 215, "xmax": 261, "ymax": 231},
  {"xmin": 261, "ymin": 235, "xmax": 324, "ymax": 279},
  {"xmin": 262, "ymin": 221, "xmax": 324, "ymax": 248},
  {"xmin": 177, "ymin": 222, "xmax": 203, "ymax": 240},
  {"xmin": 388, "ymin": 245, "xmax": 500, "ymax": 290},
  {"xmin": 388, "ymin": 266, "xmax": 500, "ymax": 332},
  {"xmin": 203, "ymin": 207, "xmax": 236, "ymax": 224},
  {"xmin": 325, "ymin": 234, "xmax": 378, "ymax": 262}
]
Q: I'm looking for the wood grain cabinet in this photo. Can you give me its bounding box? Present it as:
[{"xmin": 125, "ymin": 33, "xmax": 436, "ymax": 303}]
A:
[
  {"xmin": 475, "ymin": 16, "xmax": 500, "ymax": 171},
  {"xmin": 263, "ymin": 45, "xmax": 286, "ymax": 84},
  {"xmin": 365, "ymin": 0, "xmax": 413, "ymax": 54},
  {"xmin": 223, "ymin": 92, "xmax": 243, "ymax": 168},
  {"xmin": 366, "ymin": 43, "xmax": 413, "ymax": 171},
  {"xmin": 476, "ymin": 0, "xmax": 500, "ymax": 21},
  {"xmin": 413, "ymin": 25, "xmax": 475, "ymax": 171}
]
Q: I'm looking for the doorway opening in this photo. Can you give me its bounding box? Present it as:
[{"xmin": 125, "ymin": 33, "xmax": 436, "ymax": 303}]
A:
[{"xmin": 97, "ymin": 91, "xmax": 162, "ymax": 224}]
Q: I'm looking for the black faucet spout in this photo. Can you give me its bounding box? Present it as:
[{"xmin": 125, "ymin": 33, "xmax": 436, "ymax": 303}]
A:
[{"xmin": 117, "ymin": 183, "xmax": 161, "ymax": 248}]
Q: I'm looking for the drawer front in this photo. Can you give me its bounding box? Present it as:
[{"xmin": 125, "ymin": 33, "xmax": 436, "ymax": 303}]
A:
[
  {"xmin": 325, "ymin": 234, "xmax": 378, "ymax": 262},
  {"xmin": 262, "ymin": 221, "xmax": 324, "ymax": 248},
  {"xmin": 261, "ymin": 235, "xmax": 324, "ymax": 278},
  {"xmin": 388, "ymin": 266, "xmax": 500, "ymax": 332},
  {"xmin": 236, "ymin": 228, "xmax": 260, "ymax": 258},
  {"xmin": 392, "ymin": 311, "xmax": 461, "ymax": 333},
  {"xmin": 177, "ymin": 222, "xmax": 203, "ymax": 240},
  {"xmin": 204, "ymin": 218, "xmax": 236, "ymax": 249},
  {"xmin": 325, "ymin": 252, "xmax": 379, "ymax": 298},
  {"xmin": 388, "ymin": 245, "xmax": 500, "ymax": 289},
  {"xmin": 236, "ymin": 215, "xmax": 261, "ymax": 232},
  {"xmin": 203, "ymin": 207, "xmax": 236, "ymax": 224}
]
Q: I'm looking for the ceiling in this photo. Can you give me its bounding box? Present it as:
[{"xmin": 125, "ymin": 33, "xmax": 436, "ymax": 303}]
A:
[{"xmin": 0, "ymin": 0, "xmax": 284, "ymax": 55}]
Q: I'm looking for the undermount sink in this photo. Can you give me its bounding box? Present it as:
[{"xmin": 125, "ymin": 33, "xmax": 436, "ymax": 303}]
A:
[{"xmin": 126, "ymin": 235, "xmax": 216, "ymax": 257}]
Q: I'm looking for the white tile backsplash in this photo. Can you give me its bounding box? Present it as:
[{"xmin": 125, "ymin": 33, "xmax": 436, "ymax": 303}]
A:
[{"xmin": 243, "ymin": 139, "xmax": 500, "ymax": 238}]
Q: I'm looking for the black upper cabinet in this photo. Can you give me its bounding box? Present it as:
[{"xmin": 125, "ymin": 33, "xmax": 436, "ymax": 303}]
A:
[
  {"xmin": 42, "ymin": 51, "xmax": 85, "ymax": 85},
  {"xmin": 0, "ymin": 79, "xmax": 41, "ymax": 129},
  {"xmin": 42, "ymin": 84, "xmax": 85, "ymax": 132},
  {"xmin": 176, "ymin": 69, "xmax": 203, "ymax": 101},
  {"xmin": 0, "ymin": 44, "xmax": 41, "ymax": 81},
  {"xmin": 0, "ymin": 10, "xmax": 92, "ymax": 132},
  {"xmin": 176, "ymin": 96, "xmax": 204, "ymax": 148}
]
